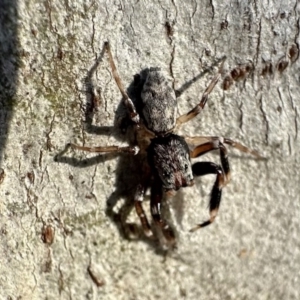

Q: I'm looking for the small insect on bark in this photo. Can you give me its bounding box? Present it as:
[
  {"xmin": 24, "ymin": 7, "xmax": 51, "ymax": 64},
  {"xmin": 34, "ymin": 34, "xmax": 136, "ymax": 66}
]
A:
[
  {"xmin": 41, "ymin": 224, "xmax": 55, "ymax": 245},
  {"xmin": 68, "ymin": 42, "xmax": 261, "ymax": 245}
]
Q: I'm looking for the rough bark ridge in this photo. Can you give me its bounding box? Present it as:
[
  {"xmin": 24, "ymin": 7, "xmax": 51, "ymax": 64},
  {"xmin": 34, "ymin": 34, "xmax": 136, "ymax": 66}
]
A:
[{"xmin": 0, "ymin": 0, "xmax": 299, "ymax": 299}]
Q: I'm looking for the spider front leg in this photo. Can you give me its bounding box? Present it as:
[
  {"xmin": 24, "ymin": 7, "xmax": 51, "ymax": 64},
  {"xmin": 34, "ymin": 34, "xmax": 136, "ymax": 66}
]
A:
[
  {"xmin": 185, "ymin": 136, "xmax": 262, "ymax": 158},
  {"xmin": 188, "ymin": 138, "xmax": 230, "ymax": 232},
  {"xmin": 190, "ymin": 138, "xmax": 231, "ymax": 185},
  {"xmin": 104, "ymin": 42, "xmax": 140, "ymax": 125},
  {"xmin": 134, "ymin": 183, "xmax": 153, "ymax": 237},
  {"xmin": 189, "ymin": 162, "xmax": 226, "ymax": 232},
  {"xmin": 187, "ymin": 136, "xmax": 261, "ymax": 232},
  {"xmin": 150, "ymin": 178, "xmax": 176, "ymax": 244}
]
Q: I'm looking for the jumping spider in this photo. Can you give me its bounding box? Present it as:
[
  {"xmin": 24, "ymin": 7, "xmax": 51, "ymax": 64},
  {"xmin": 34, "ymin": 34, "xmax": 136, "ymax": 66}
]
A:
[{"xmin": 68, "ymin": 42, "xmax": 261, "ymax": 244}]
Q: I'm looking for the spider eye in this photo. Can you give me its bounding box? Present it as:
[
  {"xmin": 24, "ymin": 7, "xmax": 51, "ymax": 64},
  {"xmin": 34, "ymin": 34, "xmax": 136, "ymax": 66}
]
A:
[
  {"xmin": 184, "ymin": 164, "xmax": 189, "ymax": 171},
  {"xmin": 163, "ymin": 171, "xmax": 171, "ymax": 178}
]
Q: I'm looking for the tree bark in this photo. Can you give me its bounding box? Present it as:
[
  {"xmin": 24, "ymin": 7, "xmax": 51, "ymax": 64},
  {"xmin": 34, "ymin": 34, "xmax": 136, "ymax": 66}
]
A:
[{"xmin": 1, "ymin": 0, "xmax": 299, "ymax": 299}]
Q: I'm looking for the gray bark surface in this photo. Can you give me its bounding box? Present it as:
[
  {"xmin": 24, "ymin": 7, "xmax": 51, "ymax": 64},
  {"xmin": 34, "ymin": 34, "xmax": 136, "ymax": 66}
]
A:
[{"xmin": 0, "ymin": 0, "xmax": 299, "ymax": 299}]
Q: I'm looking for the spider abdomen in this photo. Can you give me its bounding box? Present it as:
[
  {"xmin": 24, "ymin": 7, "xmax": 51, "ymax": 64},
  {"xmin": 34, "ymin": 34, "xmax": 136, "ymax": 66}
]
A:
[{"xmin": 141, "ymin": 68, "xmax": 177, "ymax": 134}]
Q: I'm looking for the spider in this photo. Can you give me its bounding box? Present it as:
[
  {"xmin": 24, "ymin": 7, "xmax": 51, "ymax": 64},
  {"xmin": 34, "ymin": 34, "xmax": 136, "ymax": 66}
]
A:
[{"xmin": 68, "ymin": 42, "xmax": 261, "ymax": 243}]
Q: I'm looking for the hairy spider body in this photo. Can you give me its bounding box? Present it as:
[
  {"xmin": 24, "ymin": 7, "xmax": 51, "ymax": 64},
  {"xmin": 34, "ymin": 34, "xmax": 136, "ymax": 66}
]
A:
[
  {"xmin": 147, "ymin": 134, "xmax": 194, "ymax": 191},
  {"xmin": 68, "ymin": 42, "xmax": 261, "ymax": 244},
  {"xmin": 141, "ymin": 68, "xmax": 177, "ymax": 134}
]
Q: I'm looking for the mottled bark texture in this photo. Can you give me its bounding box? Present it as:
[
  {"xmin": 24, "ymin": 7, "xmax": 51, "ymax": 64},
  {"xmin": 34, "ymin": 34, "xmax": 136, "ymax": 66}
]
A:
[{"xmin": 0, "ymin": 1, "xmax": 299, "ymax": 299}]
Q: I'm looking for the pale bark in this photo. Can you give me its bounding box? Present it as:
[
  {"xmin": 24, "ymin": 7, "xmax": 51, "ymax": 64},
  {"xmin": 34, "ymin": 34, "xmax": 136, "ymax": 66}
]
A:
[{"xmin": 1, "ymin": 0, "xmax": 299, "ymax": 299}]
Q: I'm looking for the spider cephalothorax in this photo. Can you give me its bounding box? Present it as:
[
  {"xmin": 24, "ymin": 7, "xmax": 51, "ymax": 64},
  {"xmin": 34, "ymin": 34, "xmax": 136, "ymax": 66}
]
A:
[{"xmin": 148, "ymin": 134, "xmax": 194, "ymax": 191}]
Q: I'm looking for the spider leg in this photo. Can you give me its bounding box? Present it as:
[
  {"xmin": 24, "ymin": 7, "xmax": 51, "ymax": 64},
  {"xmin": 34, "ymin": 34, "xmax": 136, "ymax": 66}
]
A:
[
  {"xmin": 104, "ymin": 42, "xmax": 140, "ymax": 125},
  {"xmin": 175, "ymin": 57, "xmax": 226, "ymax": 98},
  {"xmin": 67, "ymin": 143, "xmax": 139, "ymax": 155},
  {"xmin": 189, "ymin": 162, "xmax": 225, "ymax": 232},
  {"xmin": 134, "ymin": 183, "xmax": 153, "ymax": 237},
  {"xmin": 185, "ymin": 136, "xmax": 262, "ymax": 158},
  {"xmin": 150, "ymin": 178, "xmax": 175, "ymax": 243},
  {"xmin": 190, "ymin": 139, "xmax": 231, "ymax": 185},
  {"xmin": 176, "ymin": 58, "xmax": 225, "ymax": 128}
]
